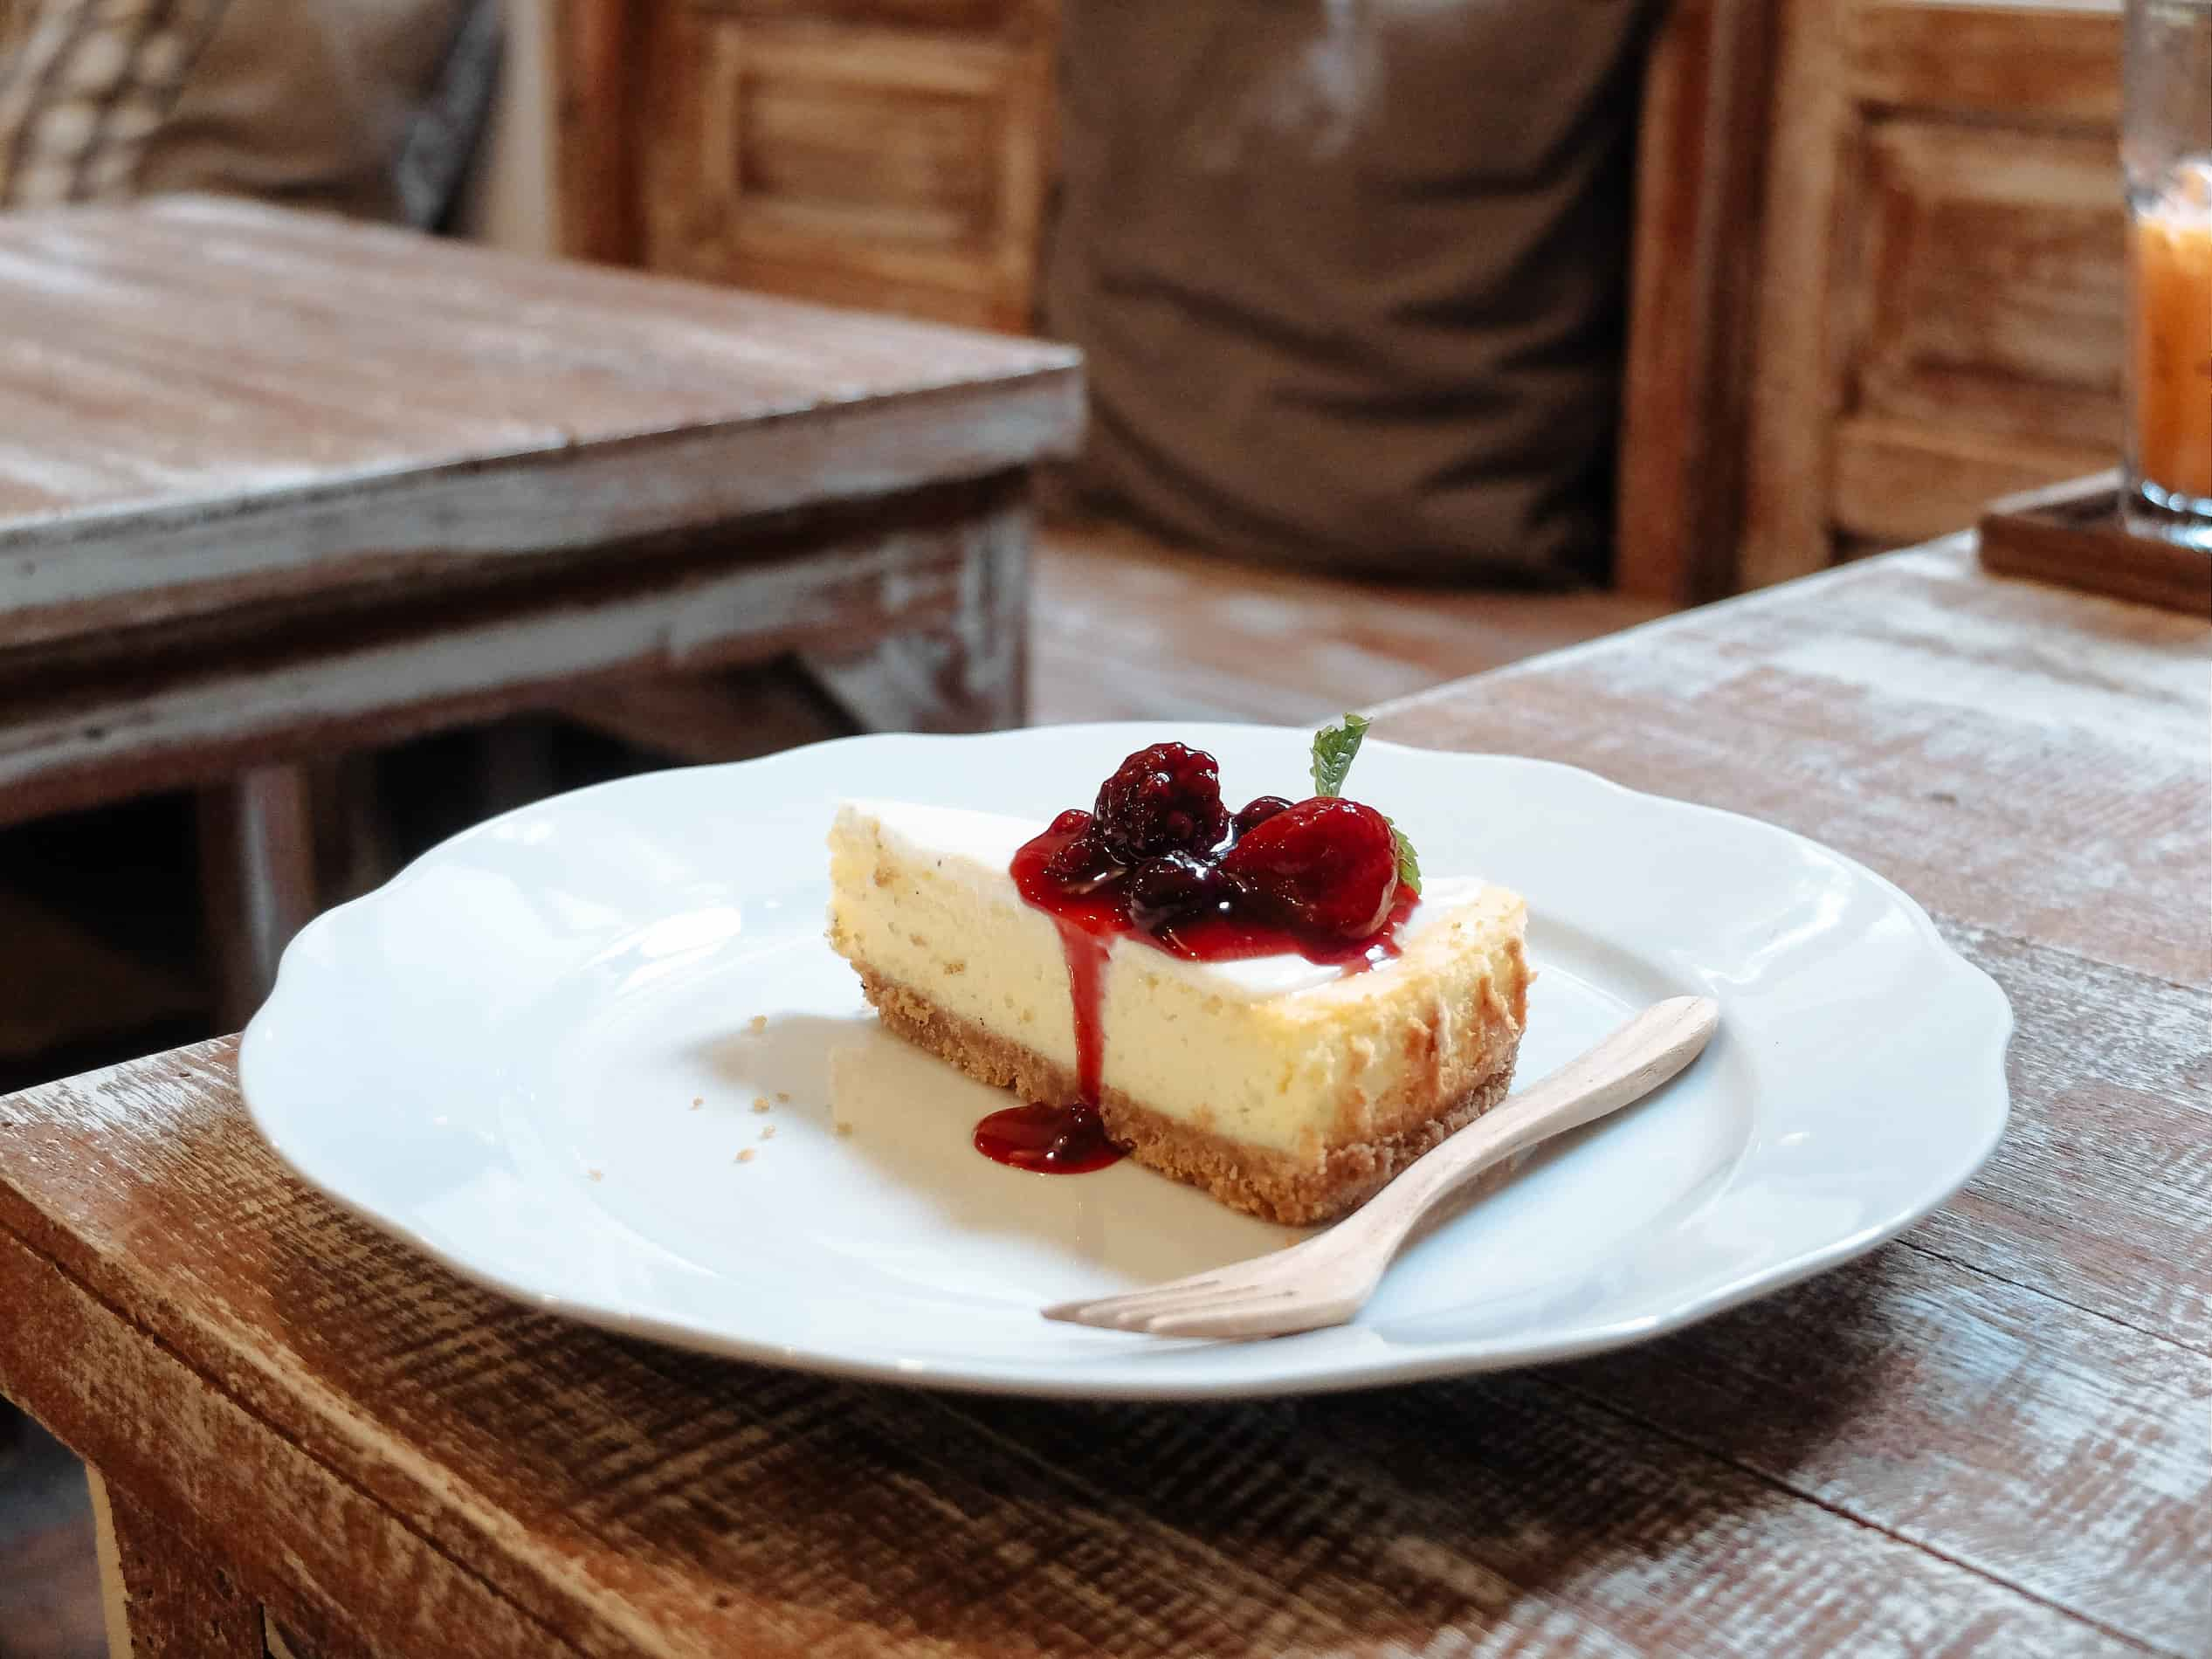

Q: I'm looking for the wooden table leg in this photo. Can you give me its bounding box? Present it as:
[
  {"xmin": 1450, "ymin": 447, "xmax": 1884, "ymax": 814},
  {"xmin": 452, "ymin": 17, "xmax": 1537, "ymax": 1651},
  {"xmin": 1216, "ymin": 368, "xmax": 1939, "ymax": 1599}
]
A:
[
  {"xmin": 196, "ymin": 765, "xmax": 318, "ymax": 1030},
  {"xmin": 87, "ymin": 1467, "xmax": 262, "ymax": 1658},
  {"xmin": 803, "ymin": 487, "xmax": 1031, "ymax": 733}
]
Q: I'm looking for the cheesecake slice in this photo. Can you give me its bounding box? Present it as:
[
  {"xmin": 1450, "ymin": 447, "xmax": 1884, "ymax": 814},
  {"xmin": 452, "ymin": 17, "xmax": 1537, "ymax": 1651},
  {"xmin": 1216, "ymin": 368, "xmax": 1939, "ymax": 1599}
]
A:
[{"xmin": 826, "ymin": 793, "xmax": 1529, "ymax": 1225}]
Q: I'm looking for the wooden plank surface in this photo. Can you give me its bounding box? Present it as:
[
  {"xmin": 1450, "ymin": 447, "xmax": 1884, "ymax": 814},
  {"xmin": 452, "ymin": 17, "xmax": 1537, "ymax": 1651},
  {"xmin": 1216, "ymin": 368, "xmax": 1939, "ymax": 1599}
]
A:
[
  {"xmin": 0, "ymin": 1063, "xmax": 2189, "ymax": 1659},
  {"xmin": 1387, "ymin": 538, "xmax": 2209, "ymax": 987},
  {"xmin": 1029, "ymin": 517, "xmax": 1670, "ymax": 725},
  {"xmin": 3, "ymin": 542, "xmax": 2209, "ymax": 1656},
  {"xmin": 0, "ymin": 196, "xmax": 1079, "ymax": 644},
  {"xmin": 0, "ymin": 478, "xmax": 1030, "ymax": 827}
]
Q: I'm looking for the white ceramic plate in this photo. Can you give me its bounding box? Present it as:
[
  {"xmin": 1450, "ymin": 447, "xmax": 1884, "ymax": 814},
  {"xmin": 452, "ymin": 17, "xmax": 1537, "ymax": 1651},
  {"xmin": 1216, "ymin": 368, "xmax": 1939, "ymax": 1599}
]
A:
[{"xmin": 241, "ymin": 724, "xmax": 2010, "ymax": 1399}]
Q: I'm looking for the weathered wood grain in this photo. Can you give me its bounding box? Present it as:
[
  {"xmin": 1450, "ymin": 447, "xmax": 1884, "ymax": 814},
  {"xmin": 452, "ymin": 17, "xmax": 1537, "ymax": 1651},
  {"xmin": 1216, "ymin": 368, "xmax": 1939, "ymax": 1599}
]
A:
[
  {"xmin": 0, "ymin": 481, "xmax": 1030, "ymax": 828},
  {"xmin": 1912, "ymin": 924, "xmax": 2212, "ymax": 1353},
  {"xmin": 1382, "ymin": 539, "xmax": 2211, "ymax": 988},
  {"xmin": 1556, "ymin": 1231, "xmax": 2209, "ymax": 1652},
  {"xmin": 0, "ymin": 196, "xmax": 1079, "ymax": 646},
  {"xmin": 3, "ymin": 544, "xmax": 2206, "ymax": 1656},
  {"xmin": 0, "ymin": 1048, "xmax": 2179, "ymax": 1658},
  {"xmin": 0, "ymin": 194, "xmax": 1065, "ymax": 1201},
  {"xmin": 0, "ymin": 1227, "xmax": 587, "ymax": 1659},
  {"xmin": 803, "ymin": 480, "xmax": 1030, "ymax": 732},
  {"xmin": 87, "ymin": 1472, "xmax": 262, "ymax": 1658}
]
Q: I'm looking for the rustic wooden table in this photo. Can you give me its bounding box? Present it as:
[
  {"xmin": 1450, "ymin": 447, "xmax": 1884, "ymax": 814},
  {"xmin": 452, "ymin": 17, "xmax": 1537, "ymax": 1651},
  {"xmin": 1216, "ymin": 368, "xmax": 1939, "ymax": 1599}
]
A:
[
  {"xmin": 0, "ymin": 194, "xmax": 1079, "ymax": 1020},
  {"xmin": 2, "ymin": 538, "xmax": 2207, "ymax": 1658}
]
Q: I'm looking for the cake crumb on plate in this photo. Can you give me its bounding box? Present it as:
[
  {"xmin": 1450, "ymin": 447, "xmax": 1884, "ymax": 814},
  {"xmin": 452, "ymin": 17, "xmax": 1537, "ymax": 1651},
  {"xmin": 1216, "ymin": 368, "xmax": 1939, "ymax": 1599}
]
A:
[
  {"xmin": 587, "ymin": 1168, "xmax": 603, "ymax": 1182},
  {"xmin": 760, "ymin": 1125, "xmax": 776, "ymax": 1140},
  {"xmin": 775, "ymin": 1091, "xmax": 791, "ymax": 1103},
  {"xmin": 752, "ymin": 1096, "xmax": 771, "ymax": 1113},
  {"xmin": 748, "ymin": 1015, "xmax": 768, "ymax": 1033},
  {"xmin": 833, "ymin": 1121, "xmax": 854, "ymax": 1138},
  {"xmin": 735, "ymin": 1148, "xmax": 755, "ymax": 1164}
]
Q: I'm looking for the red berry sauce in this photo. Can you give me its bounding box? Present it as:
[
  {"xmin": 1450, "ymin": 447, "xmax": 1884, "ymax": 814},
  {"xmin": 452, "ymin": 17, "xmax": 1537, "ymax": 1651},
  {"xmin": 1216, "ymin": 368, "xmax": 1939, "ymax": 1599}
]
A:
[
  {"xmin": 972, "ymin": 1101, "xmax": 1123, "ymax": 1173},
  {"xmin": 973, "ymin": 749, "xmax": 1417, "ymax": 1176}
]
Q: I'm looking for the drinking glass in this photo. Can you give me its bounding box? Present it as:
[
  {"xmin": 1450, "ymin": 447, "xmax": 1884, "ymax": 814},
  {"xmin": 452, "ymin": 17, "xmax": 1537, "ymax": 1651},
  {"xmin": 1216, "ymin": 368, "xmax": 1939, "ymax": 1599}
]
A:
[{"xmin": 2123, "ymin": 0, "xmax": 2212, "ymax": 548}]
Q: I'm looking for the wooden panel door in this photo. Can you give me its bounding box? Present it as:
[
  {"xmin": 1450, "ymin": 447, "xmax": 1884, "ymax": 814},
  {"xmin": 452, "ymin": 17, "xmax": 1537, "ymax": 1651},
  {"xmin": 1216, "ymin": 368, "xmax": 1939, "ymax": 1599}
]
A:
[
  {"xmin": 559, "ymin": 0, "xmax": 1053, "ymax": 333},
  {"xmin": 1743, "ymin": 0, "xmax": 2124, "ymax": 584}
]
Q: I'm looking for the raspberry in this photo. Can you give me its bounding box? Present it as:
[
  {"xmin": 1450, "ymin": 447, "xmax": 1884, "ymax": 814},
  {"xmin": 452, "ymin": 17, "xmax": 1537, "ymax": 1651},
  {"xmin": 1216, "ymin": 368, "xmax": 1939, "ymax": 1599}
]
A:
[
  {"xmin": 1218, "ymin": 796, "xmax": 1399, "ymax": 938},
  {"xmin": 1038, "ymin": 808, "xmax": 1111, "ymax": 883},
  {"xmin": 1231, "ymin": 795, "xmax": 1294, "ymax": 837},
  {"xmin": 1126, "ymin": 850, "xmax": 1240, "ymax": 932},
  {"xmin": 1092, "ymin": 743, "xmax": 1230, "ymax": 864}
]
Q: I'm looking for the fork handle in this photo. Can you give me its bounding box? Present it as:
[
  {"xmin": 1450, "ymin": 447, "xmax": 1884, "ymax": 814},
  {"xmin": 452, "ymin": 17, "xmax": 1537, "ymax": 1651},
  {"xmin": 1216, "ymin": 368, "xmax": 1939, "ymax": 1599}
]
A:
[{"xmin": 1337, "ymin": 995, "xmax": 1721, "ymax": 1268}]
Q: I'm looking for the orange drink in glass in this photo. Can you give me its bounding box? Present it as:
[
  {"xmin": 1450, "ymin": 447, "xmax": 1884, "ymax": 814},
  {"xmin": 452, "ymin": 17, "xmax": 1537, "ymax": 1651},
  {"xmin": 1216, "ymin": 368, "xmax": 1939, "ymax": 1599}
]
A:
[{"xmin": 2123, "ymin": 1, "xmax": 2212, "ymax": 547}]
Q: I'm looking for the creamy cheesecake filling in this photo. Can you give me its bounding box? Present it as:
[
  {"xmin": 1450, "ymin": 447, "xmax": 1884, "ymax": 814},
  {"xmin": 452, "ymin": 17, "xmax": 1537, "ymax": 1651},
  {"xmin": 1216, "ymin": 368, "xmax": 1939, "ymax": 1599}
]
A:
[{"xmin": 827, "ymin": 800, "xmax": 1527, "ymax": 1159}]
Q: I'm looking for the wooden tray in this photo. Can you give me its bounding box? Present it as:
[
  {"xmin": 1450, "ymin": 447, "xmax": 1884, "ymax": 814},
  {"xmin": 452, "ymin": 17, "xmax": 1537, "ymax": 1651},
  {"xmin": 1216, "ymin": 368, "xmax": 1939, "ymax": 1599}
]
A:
[{"xmin": 1979, "ymin": 472, "xmax": 2211, "ymax": 616}]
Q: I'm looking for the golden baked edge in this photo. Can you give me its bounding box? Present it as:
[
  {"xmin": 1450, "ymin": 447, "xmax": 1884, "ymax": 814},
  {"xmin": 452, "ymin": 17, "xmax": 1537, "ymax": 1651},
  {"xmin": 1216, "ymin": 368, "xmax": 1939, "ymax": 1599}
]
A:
[{"xmin": 852, "ymin": 966, "xmax": 1522, "ymax": 1226}]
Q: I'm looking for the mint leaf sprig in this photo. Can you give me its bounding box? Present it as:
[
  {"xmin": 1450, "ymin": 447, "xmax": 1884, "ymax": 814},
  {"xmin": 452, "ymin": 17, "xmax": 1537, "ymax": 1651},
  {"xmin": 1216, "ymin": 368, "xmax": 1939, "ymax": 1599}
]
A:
[
  {"xmin": 1310, "ymin": 712, "xmax": 1370, "ymax": 797},
  {"xmin": 1308, "ymin": 714, "xmax": 1422, "ymax": 897},
  {"xmin": 1386, "ymin": 817, "xmax": 1422, "ymax": 896}
]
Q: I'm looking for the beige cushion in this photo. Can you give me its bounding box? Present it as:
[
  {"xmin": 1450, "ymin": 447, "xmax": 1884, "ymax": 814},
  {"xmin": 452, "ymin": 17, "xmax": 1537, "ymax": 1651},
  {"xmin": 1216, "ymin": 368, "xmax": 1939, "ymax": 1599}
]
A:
[
  {"xmin": 1043, "ymin": 1, "xmax": 1652, "ymax": 584},
  {"xmin": 0, "ymin": 0, "xmax": 488, "ymax": 224}
]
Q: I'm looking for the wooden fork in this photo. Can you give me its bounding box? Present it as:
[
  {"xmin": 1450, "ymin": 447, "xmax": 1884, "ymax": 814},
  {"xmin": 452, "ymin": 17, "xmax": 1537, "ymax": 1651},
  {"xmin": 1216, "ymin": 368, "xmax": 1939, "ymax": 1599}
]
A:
[{"xmin": 1041, "ymin": 995, "xmax": 1720, "ymax": 1340}]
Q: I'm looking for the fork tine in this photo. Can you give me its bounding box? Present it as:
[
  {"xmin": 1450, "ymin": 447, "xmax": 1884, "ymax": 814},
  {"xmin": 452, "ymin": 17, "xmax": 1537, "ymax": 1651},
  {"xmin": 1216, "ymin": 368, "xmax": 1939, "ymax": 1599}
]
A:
[
  {"xmin": 1038, "ymin": 1274, "xmax": 1227, "ymax": 1326},
  {"xmin": 1045, "ymin": 1281, "xmax": 1303, "ymax": 1332},
  {"xmin": 1040, "ymin": 1266, "xmax": 1280, "ymax": 1325},
  {"xmin": 1041, "ymin": 1234, "xmax": 1329, "ymax": 1327},
  {"xmin": 1067, "ymin": 1284, "xmax": 1264, "ymax": 1328}
]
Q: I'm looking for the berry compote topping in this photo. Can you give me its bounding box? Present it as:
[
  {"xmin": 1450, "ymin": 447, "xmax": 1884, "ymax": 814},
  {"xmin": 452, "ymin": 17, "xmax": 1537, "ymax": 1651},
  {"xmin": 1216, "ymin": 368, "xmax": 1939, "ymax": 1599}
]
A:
[
  {"xmin": 1091, "ymin": 741, "xmax": 1230, "ymax": 864},
  {"xmin": 973, "ymin": 1101, "xmax": 1122, "ymax": 1173},
  {"xmin": 1219, "ymin": 796, "xmax": 1401, "ymax": 938},
  {"xmin": 1231, "ymin": 795, "xmax": 1295, "ymax": 836},
  {"xmin": 983, "ymin": 739, "xmax": 1418, "ymax": 1173}
]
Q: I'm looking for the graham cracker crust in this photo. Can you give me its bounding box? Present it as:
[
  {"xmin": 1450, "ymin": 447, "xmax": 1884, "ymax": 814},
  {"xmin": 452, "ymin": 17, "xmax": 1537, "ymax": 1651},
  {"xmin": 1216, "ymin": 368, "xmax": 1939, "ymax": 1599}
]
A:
[{"xmin": 854, "ymin": 967, "xmax": 1517, "ymax": 1225}]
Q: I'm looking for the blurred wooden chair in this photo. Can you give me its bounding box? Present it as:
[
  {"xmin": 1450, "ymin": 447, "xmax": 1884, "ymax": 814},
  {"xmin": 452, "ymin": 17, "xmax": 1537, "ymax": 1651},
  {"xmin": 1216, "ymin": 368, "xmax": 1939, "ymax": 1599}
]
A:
[
  {"xmin": 1602, "ymin": 0, "xmax": 2126, "ymax": 598},
  {"xmin": 1614, "ymin": 0, "xmax": 1774, "ymax": 604},
  {"xmin": 553, "ymin": 0, "xmax": 2131, "ymax": 605},
  {"xmin": 554, "ymin": 0, "xmax": 1771, "ymax": 608}
]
